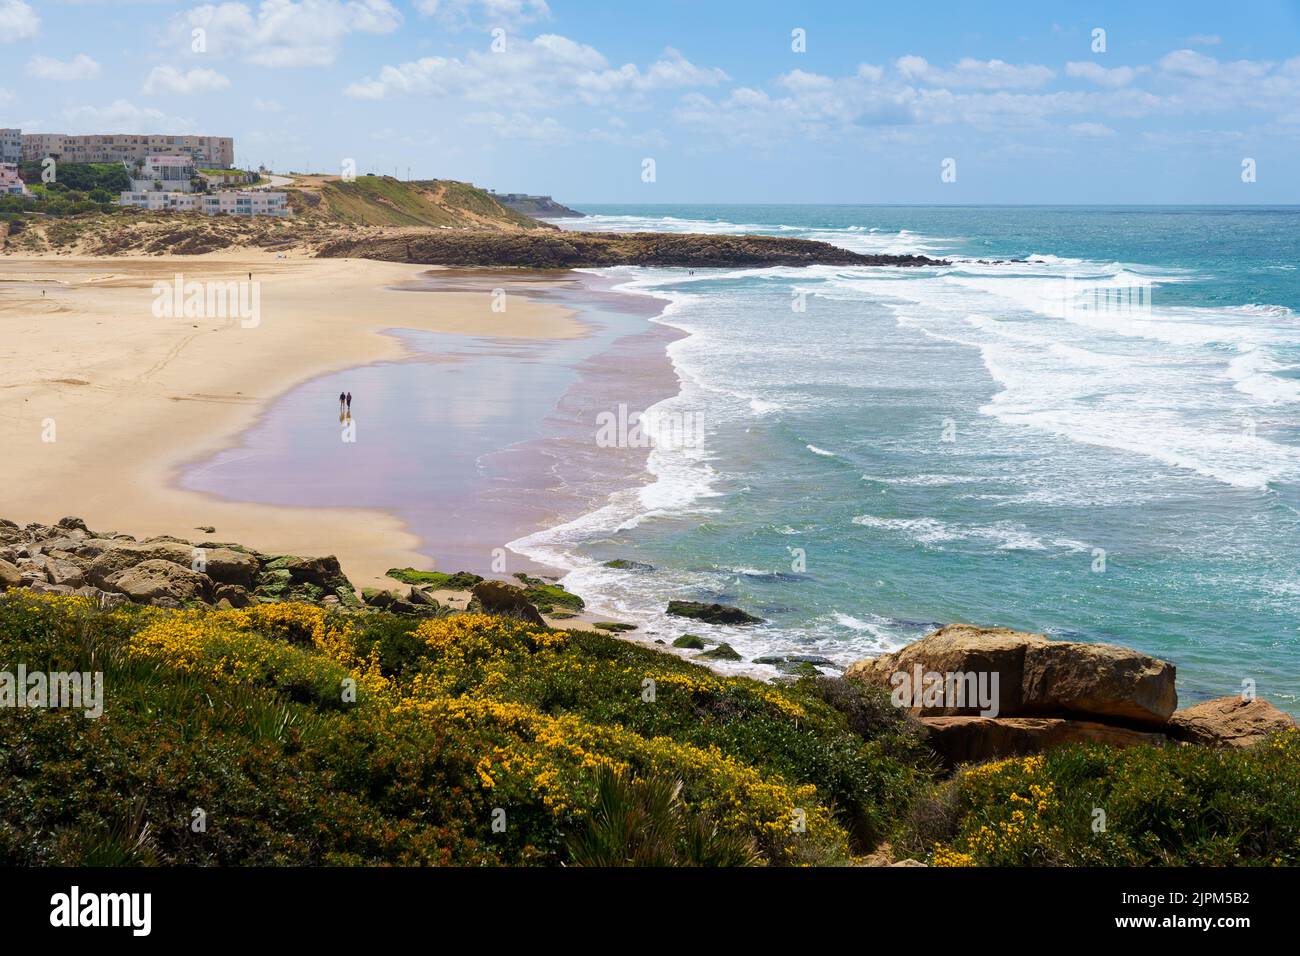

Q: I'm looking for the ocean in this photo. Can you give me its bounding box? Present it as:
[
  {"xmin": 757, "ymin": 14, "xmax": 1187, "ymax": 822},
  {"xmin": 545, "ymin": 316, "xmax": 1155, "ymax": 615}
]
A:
[{"xmin": 510, "ymin": 205, "xmax": 1300, "ymax": 711}]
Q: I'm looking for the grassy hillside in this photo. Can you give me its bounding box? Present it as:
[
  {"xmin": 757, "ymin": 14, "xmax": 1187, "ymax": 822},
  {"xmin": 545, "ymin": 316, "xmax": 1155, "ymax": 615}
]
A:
[
  {"xmin": 2, "ymin": 173, "xmax": 550, "ymax": 255},
  {"xmin": 3, "ymin": 590, "xmax": 1298, "ymax": 866},
  {"xmin": 290, "ymin": 175, "xmax": 548, "ymax": 230}
]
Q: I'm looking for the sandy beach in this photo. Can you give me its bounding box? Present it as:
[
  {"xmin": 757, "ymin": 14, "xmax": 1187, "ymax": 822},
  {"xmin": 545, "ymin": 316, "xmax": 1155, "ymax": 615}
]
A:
[{"xmin": 0, "ymin": 253, "xmax": 584, "ymax": 590}]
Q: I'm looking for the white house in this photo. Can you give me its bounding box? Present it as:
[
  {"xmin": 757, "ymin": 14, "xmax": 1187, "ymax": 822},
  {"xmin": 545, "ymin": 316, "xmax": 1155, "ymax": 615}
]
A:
[
  {"xmin": 128, "ymin": 155, "xmax": 196, "ymax": 193},
  {"xmin": 0, "ymin": 163, "xmax": 30, "ymax": 196}
]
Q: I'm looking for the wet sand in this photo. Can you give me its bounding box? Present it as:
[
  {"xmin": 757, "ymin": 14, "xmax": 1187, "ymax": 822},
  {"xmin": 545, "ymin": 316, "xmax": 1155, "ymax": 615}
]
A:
[
  {"xmin": 177, "ymin": 268, "xmax": 680, "ymax": 586},
  {"xmin": 0, "ymin": 254, "xmax": 587, "ymax": 590}
]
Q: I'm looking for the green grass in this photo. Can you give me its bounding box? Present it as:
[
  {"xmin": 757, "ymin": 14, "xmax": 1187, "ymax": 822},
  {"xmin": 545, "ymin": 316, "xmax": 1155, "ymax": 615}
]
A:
[{"xmin": 314, "ymin": 176, "xmax": 542, "ymax": 229}]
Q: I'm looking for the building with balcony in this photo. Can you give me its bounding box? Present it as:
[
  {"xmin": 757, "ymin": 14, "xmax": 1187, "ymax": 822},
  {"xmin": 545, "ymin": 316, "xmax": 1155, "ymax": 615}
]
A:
[
  {"xmin": 22, "ymin": 133, "xmax": 234, "ymax": 168},
  {"xmin": 118, "ymin": 189, "xmax": 289, "ymax": 217}
]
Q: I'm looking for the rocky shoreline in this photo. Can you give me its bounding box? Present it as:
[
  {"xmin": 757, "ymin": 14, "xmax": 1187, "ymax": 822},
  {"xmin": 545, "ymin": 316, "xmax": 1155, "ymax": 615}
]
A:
[
  {"xmin": 315, "ymin": 230, "xmax": 949, "ymax": 269},
  {"xmin": 5, "ymin": 517, "xmax": 1293, "ymax": 768}
]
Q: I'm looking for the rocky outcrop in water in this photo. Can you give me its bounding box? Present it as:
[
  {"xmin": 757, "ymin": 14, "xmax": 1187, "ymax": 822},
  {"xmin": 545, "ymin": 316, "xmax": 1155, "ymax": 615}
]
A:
[
  {"xmin": 315, "ymin": 230, "xmax": 949, "ymax": 269},
  {"xmin": 666, "ymin": 600, "xmax": 765, "ymax": 625}
]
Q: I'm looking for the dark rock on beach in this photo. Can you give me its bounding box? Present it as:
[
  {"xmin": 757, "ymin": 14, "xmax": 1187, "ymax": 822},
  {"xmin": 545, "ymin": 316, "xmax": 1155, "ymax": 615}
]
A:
[
  {"xmin": 666, "ymin": 600, "xmax": 764, "ymax": 626},
  {"xmin": 469, "ymin": 580, "xmax": 546, "ymax": 626}
]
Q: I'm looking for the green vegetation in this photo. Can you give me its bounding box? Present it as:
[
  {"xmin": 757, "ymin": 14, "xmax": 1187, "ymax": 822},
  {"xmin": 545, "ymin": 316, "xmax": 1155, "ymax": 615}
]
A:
[
  {"xmin": 512, "ymin": 573, "xmax": 584, "ymax": 613},
  {"xmin": 311, "ymin": 176, "xmax": 541, "ymax": 229},
  {"xmin": 2, "ymin": 591, "xmax": 1297, "ymax": 867},
  {"xmin": 18, "ymin": 161, "xmax": 130, "ymax": 194},
  {"xmin": 918, "ymin": 744, "xmax": 1300, "ymax": 866},
  {"xmin": 386, "ymin": 568, "xmax": 483, "ymax": 589}
]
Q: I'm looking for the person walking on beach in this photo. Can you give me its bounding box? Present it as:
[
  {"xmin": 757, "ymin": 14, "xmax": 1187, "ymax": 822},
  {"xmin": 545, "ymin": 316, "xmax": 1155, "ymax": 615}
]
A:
[
  {"xmin": 338, "ymin": 391, "xmax": 345, "ymax": 410},
  {"xmin": 346, "ymin": 391, "xmax": 352, "ymax": 412}
]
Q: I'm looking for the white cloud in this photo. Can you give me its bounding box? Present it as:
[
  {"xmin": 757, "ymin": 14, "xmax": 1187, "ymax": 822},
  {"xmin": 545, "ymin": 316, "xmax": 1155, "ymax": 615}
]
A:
[
  {"xmin": 895, "ymin": 55, "xmax": 1054, "ymax": 90},
  {"xmin": 143, "ymin": 65, "xmax": 232, "ymax": 94},
  {"xmin": 1065, "ymin": 61, "xmax": 1141, "ymax": 88},
  {"xmin": 27, "ymin": 53, "xmax": 101, "ymax": 81},
  {"xmin": 676, "ymin": 47, "xmax": 1300, "ymax": 146},
  {"xmin": 1069, "ymin": 121, "xmax": 1116, "ymax": 137},
  {"xmin": 467, "ymin": 111, "xmax": 567, "ymax": 142},
  {"xmin": 346, "ymin": 35, "xmax": 727, "ymax": 107},
  {"xmin": 61, "ymin": 99, "xmax": 197, "ymax": 134},
  {"xmin": 166, "ymin": 0, "xmax": 402, "ymax": 68},
  {"xmin": 1185, "ymin": 34, "xmax": 1222, "ymax": 47},
  {"xmin": 0, "ymin": 0, "xmax": 38, "ymax": 40},
  {"xmin": 414, "ymin": 0, "xmax": 549, "ymax": 30}
]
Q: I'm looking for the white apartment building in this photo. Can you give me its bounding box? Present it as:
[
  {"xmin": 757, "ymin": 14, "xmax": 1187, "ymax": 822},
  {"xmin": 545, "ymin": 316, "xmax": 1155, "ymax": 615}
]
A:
[
  {"xmin": 118, "ymin": 189, "xmax": 289, "ymax": 217},
  {"xmin": 22, "ymin": 133, "xmax": 234, "ymax": 167},
  {"xmin": 0, "ymin": 129, "xmax": 21, "ymax": 165}
]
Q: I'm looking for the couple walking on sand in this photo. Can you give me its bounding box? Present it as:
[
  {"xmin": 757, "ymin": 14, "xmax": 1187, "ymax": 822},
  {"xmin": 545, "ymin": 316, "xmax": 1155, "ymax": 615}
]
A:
[{"xmin": 338, "ymin": 391, "xmax": 352, "ymax": 411}]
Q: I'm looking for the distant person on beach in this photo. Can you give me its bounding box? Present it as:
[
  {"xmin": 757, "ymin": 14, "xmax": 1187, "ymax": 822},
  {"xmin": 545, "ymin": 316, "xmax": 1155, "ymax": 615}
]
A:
[
  {"xmin": 346, "ymin": 392, "xmax": 352, "ymax": 411},
  {"xmin": 338, "ymin": 391, "xmax": 345, "ymax": 408}
]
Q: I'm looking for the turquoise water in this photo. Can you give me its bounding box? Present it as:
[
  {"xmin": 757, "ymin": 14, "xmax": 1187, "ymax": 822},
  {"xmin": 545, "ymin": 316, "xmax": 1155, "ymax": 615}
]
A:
[{"xmin": 512, "ymin": 206, "xmax": 1300, "ymax": 710}]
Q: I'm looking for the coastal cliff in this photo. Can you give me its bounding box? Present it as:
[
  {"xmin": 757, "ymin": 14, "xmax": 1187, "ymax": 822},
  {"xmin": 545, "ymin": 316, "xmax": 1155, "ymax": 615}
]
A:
[
  {"xmin": 2, "ymin": 516, "xmax": 1298, "ymax": 867},
  {"xmin": 314, "ymin": 230, "xmax": 948, "ymax": 268}
]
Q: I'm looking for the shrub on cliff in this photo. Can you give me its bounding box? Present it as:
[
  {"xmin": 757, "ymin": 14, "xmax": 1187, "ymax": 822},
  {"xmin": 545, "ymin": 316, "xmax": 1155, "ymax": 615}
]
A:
[
  {"xmin": 921, "ymin": 738, "xmax": 1300, "ymax": 866},
  {"xmin": 0, "ymin": 592, "xmax": 922, "ymax": 866}
]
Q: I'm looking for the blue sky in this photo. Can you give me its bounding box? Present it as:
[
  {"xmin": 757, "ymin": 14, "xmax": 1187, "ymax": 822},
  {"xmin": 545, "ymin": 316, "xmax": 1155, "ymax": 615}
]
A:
[{"xmin": 2, "ymin": 0, "xmax": 1299, "ymax": 203}]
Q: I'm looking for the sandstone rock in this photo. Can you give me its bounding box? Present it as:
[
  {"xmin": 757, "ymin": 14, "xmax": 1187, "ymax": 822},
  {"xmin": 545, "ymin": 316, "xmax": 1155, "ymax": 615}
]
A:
[
  {"xmin": 27, "ymin": 581, "xmax": 76, "ymax": 596},
  {"xmin": 106, "ymin": 559, "xmax": 212, "ymax": 604},
  {"xmin": 56, "ymin": 517, "xmax": 91, "ymax": 534},
  {"xmin": 44, "ymin": 559, "xmax": 87, "ymax": 588},
  {"xmin": 470, "ymin": 580, "xmax": 545, "ymax": 626},
  {"xmin": 844, "ymin": 624, "xmax": 1176, "ymax": 725},
  {"xmin": 1167, "ymin": 696, "xmax": 1297, "ymax": 748},
  {"xmin": 921, "ymin": 716, "xmax": 1167, "ymax": 768},
  {"xmin": 844, "ymin": 624, "xmax": 1046, "ymax": 717},
  {"xmin": 86, "ymin": 541, "xmax": 196, "ymax": 588},
  {"xmin": 0, "ymin": 558, "xmax": 24, "ymax": 590},
  {"xmin": 1021, "ymin": 640, "xmax": 1176, "ymax": 726},
  {"xmin": 213, "ymin": 583, "xmax": 254, "ymax": 609},
  {"xmin": 665, "ymin": 600, "xmax": 763, "ymax": 626}
]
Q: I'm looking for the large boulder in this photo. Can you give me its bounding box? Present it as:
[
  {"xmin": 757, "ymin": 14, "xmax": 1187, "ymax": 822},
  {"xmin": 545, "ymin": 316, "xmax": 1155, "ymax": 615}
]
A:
[
  {"xmin": 193, "ymin": 547, "xmax": 260, "ymax": 588},
  {"xmin": 44, "ymin": 558, "xmax": 87, "ymax": 588},
  {"xmin": 262, "ymin": 555, "xmax": 351, "ymax": 592},
  {"xmin": 845, "ymin": 624, "xmax": 1043, "ymax": 718},
  {"xmin": 85, "ymin": 540, "xmax": 258, "ymax": 589},
  {"xmin": 922, "ymin": 716, "xmax": 1168, "ymax": 768},
  {"xmin": 1021, "ymin": 640, "xmax": 1176, "ymax": 726},
  {"xmin": 1167, "ymin": 696, "xmax": 1297, "ymax": 748},
  {"xmin": 665, "ymin": 600, "xmax": 764, "ymax": 626},
  {"xmin": 105, "ymin": 559, "xmax": 213, "ymax": 604},
  {"xmin": 86, "ymin": 541, "xmax": 199, "ymax": 588},
  {"xmin": 470, "ymin": 580, "xmax": 546, "ymax": 626},
  {"xmin": 844, "ymin": 624, "xmax": 1176, "ymax": 725},
  {"xmin": 0, "ymin": 557, "xmax": 23, "ymax": 590}
]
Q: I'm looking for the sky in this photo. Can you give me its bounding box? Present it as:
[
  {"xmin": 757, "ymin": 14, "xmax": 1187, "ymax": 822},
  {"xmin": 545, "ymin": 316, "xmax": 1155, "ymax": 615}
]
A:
[{"xmin": 2, "ymin": 0, "xmax": 1299, "ymax": 204}]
